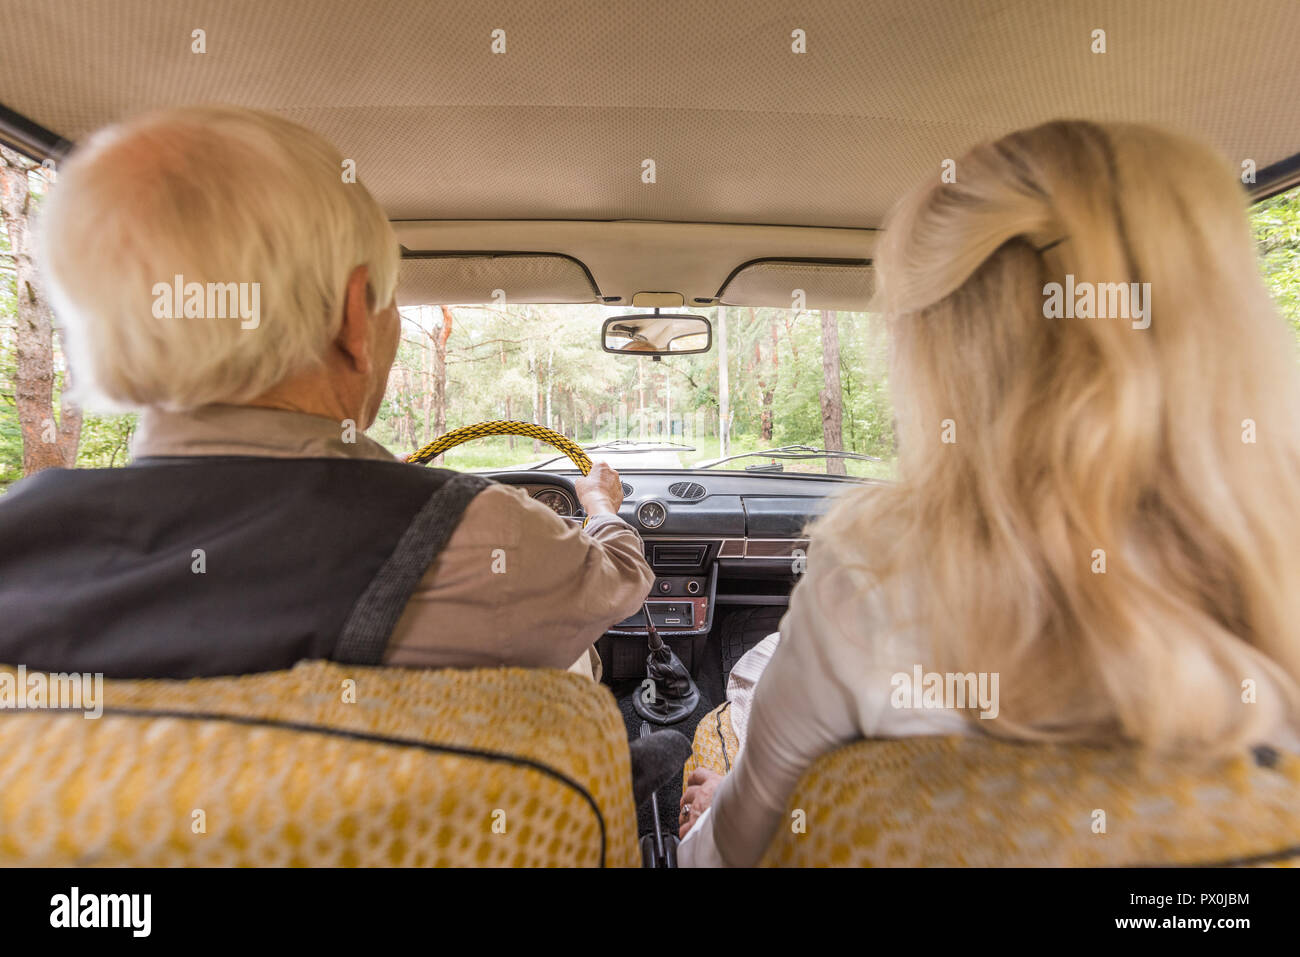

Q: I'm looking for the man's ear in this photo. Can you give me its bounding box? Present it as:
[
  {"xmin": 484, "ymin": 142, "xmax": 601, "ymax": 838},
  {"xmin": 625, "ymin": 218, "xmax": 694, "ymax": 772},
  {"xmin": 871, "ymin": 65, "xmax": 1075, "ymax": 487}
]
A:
[{"xmin": 336, "ymin": 264, "xmax": 374, "ymax": 374}]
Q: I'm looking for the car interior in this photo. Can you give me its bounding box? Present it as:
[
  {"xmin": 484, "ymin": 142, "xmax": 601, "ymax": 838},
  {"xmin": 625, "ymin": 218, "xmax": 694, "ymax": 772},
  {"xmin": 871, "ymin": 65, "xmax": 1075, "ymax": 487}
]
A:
[{"xmin": 1, "ymin": 0, "xmax": 1299, "ymax": 874}]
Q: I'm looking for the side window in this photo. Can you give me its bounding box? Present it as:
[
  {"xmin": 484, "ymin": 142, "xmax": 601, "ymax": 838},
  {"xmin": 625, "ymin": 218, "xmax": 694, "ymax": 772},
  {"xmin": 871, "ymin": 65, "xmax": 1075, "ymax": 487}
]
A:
[{"xmin": 1251, "ymin": 185, "xmax": 1300, "ymax": 344}]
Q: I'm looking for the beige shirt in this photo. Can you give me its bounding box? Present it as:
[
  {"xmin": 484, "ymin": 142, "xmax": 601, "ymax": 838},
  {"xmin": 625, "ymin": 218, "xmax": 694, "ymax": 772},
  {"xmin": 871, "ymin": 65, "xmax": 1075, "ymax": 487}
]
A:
[{"xmin": 131, "ymin": 405, "xmax": 655, "ymax": 676}]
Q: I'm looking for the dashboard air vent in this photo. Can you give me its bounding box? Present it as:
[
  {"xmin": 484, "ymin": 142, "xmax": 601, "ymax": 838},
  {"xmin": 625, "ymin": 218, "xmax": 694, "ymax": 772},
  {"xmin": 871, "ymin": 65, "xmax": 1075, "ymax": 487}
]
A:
[
  {"xmin": 621, "ymin": 482, "xmax": 634, "ymax": 497},
  {"xmin": 667, "ymin": 481, "xmax": 707, "ymax": 500},
  {"xmin": 651, "ymin": 544, "xmax": 709, "ymax": 567}
]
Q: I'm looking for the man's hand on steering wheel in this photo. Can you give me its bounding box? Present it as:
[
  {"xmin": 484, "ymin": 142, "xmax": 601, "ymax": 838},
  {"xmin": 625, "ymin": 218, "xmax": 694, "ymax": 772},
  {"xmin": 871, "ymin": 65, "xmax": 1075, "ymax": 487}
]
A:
[{"xmin": 574, "ymin": 462, "xmax": 624, "ymax": 517}]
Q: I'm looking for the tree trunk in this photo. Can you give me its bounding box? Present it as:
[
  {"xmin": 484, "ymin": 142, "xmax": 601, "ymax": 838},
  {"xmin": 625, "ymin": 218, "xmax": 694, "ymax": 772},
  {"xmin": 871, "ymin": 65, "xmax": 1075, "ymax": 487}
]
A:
[
  {"xmin": 544, "ymin": 344, "xmax": 553, "ymax": 431},
  {"xmin": 426, "ymin": 305, "xmax": 453, "ymax": 462},
  {"xmin": 637, "ymin": 359, "xmax": 646, "ymax": 440},
  {"xmin": 763, "ymin": 316, "xmax": 779, "ymax": 441},
  {"xmin": 717, "ymin": 305, "xmax": 729, "ymax": 456},
  {"xmin": 0, "ymin": 147, "xmax": 80, "ymax": 475},
  {"xmin": 418, "ymin": 308, "xmax": 432, "ymax": 444},
  {"xmin": 532, "ymin": 351, "xmax": 542, "ymax": 453},
  {"xmin": 501, "ymin": 339, "xmax": 514, "ymax": 448},
  {"xmin": 753, "ymin": 309, "xmax": 777, "ymax": 443},
  {"xmin": 51, "ymin": 328, "xmax": 82, "ymax": 464},
  {"xmin": 399, "ymin": 364, "xmax": 419, "ymax": 448},
  {"xmin": 782, "ymin": 313, "xmax": 800, "ymax": 389},
  {"xmin": 663, "ymin": 364, "xmax": 671, "ymax": 439},
  {"xmin": 819, "ymin": 309, "xmax": 847, "ymax": 475}
]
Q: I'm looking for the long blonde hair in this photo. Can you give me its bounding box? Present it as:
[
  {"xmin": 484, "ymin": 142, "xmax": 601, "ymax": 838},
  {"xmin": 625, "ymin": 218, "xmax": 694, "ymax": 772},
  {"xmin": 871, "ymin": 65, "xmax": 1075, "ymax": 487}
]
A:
[{"xmin": 817, "ymin": 120, "xmax": 1300, "ymax": 755}]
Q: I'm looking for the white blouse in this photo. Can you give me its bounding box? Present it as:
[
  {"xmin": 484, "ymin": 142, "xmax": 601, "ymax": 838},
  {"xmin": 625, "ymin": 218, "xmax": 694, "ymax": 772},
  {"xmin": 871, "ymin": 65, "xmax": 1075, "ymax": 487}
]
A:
[{"xmin": 678, "ymin": 541, "xmax": 969, "ymax": 867}]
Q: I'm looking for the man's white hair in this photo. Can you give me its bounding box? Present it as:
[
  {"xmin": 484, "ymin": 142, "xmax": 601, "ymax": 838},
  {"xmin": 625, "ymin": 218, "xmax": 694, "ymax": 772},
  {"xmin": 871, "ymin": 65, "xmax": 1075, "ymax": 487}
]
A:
[{"xmin": 40, "ymin": 105, "xmax": 399, "ymax": 410}]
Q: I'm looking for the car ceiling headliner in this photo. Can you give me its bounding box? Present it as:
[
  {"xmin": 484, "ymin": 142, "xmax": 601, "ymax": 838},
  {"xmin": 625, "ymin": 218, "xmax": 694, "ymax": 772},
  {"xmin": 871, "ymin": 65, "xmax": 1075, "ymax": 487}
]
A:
[{"xmin": 2, "ymin": 0, "xmax": 1299, "ymax": 231}]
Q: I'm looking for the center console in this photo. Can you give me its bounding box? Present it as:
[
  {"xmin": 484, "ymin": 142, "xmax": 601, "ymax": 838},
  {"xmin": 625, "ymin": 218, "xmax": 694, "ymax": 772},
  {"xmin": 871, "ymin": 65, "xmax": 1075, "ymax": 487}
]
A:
[{"xmin": 598, "ymin": 539, "xmax": 719, "ymax": 679}]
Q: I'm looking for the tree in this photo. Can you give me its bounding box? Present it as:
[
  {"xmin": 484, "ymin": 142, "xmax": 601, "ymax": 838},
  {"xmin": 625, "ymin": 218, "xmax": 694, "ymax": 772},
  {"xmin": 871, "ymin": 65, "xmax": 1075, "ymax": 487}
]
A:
[
  {"xmin": 717, "ymin": 304, "xmax": 730, "ymax": 456},
  {"xmin": 748, "ymin": 307, "xmax": 779, "ymax": 442},
  {"xmin": 431, "ymin": 304, "xmax": 452, "ymax": 434},
  {"xmin": 818, "ymin": 309, "xmax": 847, "ymax": 475},
  {"xmin": 0, "ymin": 146, "xmax": 80, "ymax": 476}
]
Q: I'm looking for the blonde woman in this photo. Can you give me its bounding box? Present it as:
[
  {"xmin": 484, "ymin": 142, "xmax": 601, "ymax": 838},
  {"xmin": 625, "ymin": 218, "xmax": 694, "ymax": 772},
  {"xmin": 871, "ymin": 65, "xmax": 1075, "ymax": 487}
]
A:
[{"xmin": 678, "ymin": 120, "xmax": 1300, "ymax": 867}]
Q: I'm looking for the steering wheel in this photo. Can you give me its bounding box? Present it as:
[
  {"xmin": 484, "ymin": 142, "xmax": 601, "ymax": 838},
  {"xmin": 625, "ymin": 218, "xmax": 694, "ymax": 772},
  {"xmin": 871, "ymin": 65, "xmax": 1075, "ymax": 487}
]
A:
[
  {"xmin": 407, "ymin": 420, "xmax": 593, "ymax": 473},
  {"xmin": 408, "ymin": 421, "xmax": 595, "ymax": 524}
]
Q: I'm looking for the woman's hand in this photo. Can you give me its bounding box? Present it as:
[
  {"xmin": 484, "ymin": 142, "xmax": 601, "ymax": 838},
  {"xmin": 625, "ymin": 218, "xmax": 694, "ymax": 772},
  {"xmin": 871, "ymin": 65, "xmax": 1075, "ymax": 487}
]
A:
[{"xmin": 679, "ymin": 768, "xmax": 724, "ymax": 839}]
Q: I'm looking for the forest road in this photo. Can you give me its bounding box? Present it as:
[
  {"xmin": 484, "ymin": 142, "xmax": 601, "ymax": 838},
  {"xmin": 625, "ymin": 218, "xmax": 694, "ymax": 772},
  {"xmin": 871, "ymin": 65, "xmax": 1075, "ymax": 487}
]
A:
[{"xmin": 588, "ymin": 451, "xmax": 685, "ymax": 470}]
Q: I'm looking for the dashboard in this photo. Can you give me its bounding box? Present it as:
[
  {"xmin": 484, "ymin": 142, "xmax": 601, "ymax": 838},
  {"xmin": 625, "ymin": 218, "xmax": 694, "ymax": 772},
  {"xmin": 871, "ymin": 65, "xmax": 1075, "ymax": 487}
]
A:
[
  {"xmin": 486, "ymin": 467, "xmax": 875, "ymax": 680},
  {"xmin": 492, "ymin": 469, "xmax": 865, "ymax": 540},
  {"xmin": 488, "ymin": 467, "xmax": 873, "ymax": 626}
]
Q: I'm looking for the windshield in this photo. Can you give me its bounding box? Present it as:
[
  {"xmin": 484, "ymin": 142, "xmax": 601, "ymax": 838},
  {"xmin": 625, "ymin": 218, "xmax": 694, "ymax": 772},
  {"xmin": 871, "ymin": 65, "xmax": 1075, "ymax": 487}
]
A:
[
  {"xmin": 5, "ymin": 187, "xmax": 1300, "ymax": 492},
  {"xmin": 376, "ymin": 304, "xmax": 897, "ymax": 478}
]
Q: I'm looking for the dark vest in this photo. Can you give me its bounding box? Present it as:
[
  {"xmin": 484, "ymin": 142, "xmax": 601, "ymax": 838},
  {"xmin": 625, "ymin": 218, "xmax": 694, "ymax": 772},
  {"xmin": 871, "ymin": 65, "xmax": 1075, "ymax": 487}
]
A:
[{"xmin": 0, "ymin": 457, "xmax": 489, "ymax": 678}]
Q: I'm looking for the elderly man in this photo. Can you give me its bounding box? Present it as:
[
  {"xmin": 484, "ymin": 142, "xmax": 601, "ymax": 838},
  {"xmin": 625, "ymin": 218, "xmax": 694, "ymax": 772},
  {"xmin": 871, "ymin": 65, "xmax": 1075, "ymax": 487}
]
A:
[{"xmin": 0, "ymin": 106, "xmax": 654, "ymax": 681}]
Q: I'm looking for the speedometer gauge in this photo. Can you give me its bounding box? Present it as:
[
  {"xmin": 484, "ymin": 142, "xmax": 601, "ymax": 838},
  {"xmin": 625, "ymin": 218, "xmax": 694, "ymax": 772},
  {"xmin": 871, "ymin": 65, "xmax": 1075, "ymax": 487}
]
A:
[{"xmin": 531, "ymin": 488, "xmax": 574, "ymax": 516}]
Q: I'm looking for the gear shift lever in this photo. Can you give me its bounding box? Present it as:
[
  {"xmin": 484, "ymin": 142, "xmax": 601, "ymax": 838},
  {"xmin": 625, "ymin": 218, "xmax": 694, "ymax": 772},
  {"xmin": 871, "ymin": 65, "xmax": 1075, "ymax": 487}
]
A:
[{"xmin": 632, "ymin": 600, "xmax": 700, "ymax": 724}]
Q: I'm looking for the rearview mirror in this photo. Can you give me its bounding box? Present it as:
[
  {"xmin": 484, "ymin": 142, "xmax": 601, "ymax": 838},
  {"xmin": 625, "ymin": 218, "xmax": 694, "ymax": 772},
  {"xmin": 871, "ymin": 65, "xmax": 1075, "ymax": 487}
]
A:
[{"xmin": 601, "ymin": 314, "xmax": 712, "ymax": 356}]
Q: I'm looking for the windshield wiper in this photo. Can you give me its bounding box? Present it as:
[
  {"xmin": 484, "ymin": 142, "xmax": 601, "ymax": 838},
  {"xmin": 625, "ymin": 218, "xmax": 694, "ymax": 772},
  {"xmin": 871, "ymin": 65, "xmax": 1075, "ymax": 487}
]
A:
[
  {"xmin": 691, "ymin": 445, "xmax": 883, "ymax": 470},
  {"xmin": 527, "ymin": 439, "xmax": 698, "ymax": 470},
  {"xmin": 586, "ymin": 439, "xmax": 697, "ymax": 450}
]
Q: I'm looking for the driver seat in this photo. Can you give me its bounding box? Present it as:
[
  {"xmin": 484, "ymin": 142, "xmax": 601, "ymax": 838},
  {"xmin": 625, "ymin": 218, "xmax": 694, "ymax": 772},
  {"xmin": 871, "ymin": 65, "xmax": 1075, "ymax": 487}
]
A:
[{"xmin": 0, "ymin": 660, "xmax": 639, "ymax": 866}]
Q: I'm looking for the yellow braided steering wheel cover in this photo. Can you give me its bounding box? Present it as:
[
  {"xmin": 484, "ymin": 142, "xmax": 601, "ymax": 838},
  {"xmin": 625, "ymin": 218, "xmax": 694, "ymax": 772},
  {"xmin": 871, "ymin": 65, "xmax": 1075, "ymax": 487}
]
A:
[{"xmin": 407, "ymin": 420, "xmax": 593, "ymax": 475}]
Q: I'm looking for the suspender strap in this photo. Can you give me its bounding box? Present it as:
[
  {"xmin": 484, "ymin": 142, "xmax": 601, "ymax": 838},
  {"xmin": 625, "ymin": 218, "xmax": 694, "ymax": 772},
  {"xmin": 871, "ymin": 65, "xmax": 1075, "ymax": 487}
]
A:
[{"xmin": 335, "ymin": 472, "xmax": 491, "ymax": 664}]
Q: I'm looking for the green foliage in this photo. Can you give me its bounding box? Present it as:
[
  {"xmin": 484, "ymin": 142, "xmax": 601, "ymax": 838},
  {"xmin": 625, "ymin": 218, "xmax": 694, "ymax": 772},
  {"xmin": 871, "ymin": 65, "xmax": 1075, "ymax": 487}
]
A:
[
  {"xmin": 75, "ymin": 414, "xmax": 138, "ymax": 469},
  {"xmin": 1252, "ymin": 188, "xmax": 1300, "ymax": 341}
]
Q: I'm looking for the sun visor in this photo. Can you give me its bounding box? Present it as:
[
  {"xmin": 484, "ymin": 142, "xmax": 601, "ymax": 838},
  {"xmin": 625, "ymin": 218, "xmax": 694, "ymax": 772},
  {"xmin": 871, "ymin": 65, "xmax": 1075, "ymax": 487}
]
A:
[
  {"xmin": 715, "ymin": 259, "xmax": 875, "ymax": 311},
  {"xmin": 397, "ymin": 252, "xmax": 601, "ymax": 306}
]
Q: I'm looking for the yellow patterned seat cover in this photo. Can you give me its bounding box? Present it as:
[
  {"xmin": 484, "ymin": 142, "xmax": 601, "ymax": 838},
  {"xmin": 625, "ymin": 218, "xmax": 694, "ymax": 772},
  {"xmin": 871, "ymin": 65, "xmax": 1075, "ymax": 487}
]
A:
[
  {"xmin": 0, "ymin": 661, "xmax": 639, "ymax": 867},
  {"xmin": 683, "ymin": 701, "xmax": 740, "ymax": 782},
  {"xmin": 686, "ymin": 702, "xmax": 1300, "ymax": 867}
]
